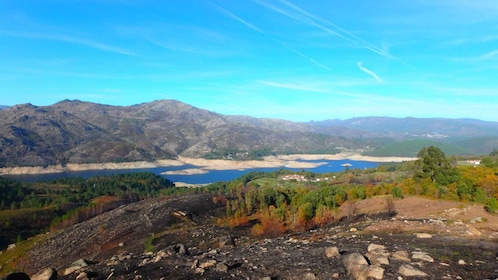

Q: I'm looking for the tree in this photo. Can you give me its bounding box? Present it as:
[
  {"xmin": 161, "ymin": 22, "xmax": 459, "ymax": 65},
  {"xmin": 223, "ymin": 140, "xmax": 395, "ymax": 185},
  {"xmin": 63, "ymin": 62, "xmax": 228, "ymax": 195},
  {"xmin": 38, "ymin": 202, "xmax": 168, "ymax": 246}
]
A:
[
  {"xmin": 414, "ymin": 146, "xmax": 460, "ymax": 185},
  {"xmin": 490, "ymin": 149, "xmax": 498, "ymax": 157}
]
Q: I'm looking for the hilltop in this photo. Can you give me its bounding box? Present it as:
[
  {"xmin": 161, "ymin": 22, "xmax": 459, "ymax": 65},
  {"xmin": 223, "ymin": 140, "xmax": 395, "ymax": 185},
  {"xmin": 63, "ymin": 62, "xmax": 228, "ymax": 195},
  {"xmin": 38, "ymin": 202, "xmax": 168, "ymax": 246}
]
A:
[{"xmin": 1, "ymin": 99, "xmax": 498, "ymax": 168}]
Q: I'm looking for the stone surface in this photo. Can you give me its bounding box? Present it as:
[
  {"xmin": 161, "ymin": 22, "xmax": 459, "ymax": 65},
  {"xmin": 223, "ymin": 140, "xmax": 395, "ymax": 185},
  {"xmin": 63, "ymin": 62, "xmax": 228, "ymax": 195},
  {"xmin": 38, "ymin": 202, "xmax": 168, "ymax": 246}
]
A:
[
  {"xmin": 325, "ymin": 246, "xmax": 340, "ymax": 258},
  {"xmin": 412, "ymin": 251, "xmax": 434, "ymax": 263},
  {"xmin": 415, "ymin": 233, "xmax": 433, "ymax": 239},
  {"xmin": 392, "ymin": 250, "xmax": 411, "ymax": 262},
  {"xmin": 343, "ymin": 253, "xmax": 369, "ymax": 280},
  {"xmin": 31, "ymin": 268, "xmax": 57, "ymax": 280},
  {"xmin": 399, "ymin": 264, "xmax": 428, "ymax": 277}
]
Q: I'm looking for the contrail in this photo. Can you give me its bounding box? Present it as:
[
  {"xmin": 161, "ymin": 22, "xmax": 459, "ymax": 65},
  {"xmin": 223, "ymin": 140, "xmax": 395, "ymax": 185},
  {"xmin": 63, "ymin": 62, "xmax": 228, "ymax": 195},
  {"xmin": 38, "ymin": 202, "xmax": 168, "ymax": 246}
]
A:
[
  {"xmin": 276, "ymin": 41, "xmax": 331, "ymax": 71},
  {"xmin": 214, "ymin": 5, "xmax": 264, "ymax": 34},
  {"xmin": 254, "ymin": 0, "xmax": 393, "ymax": 59}
]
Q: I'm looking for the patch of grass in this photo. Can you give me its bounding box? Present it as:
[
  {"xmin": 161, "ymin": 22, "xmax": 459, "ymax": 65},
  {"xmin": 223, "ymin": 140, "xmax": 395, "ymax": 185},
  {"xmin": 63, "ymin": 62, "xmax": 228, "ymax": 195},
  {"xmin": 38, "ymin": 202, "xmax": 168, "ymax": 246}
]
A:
[
  {"xmin": 0, "ymin": 233, "xmax": 48, "ymax": 276},
  {"xmin": 144, "ymin": 234, "xmax": 156, "ymax": 253}
]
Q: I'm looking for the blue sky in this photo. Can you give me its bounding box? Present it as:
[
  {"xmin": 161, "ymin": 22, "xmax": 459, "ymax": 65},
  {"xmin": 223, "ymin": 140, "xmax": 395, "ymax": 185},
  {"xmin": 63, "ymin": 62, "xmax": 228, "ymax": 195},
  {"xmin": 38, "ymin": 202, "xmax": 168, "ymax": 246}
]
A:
[{"xmin": 1, "ymin": 0, "xmax": 498, "ymax": 122}]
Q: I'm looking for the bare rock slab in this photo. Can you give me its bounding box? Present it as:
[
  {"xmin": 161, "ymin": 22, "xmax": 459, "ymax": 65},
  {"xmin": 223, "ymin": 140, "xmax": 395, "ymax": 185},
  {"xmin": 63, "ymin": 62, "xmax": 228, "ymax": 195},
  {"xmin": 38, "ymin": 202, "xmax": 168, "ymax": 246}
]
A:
[{"xmin": 399, "ymin": 264, "xmax": 428, "ymax": 277}]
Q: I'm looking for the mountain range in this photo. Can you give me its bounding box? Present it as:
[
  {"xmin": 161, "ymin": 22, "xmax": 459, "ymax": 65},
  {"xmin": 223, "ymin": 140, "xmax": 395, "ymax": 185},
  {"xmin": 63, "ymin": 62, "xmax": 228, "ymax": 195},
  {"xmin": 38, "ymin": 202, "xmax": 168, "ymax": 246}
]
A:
[{"xmin": 1, "ymin": 99, "xmax": 497, "ymax": 168}]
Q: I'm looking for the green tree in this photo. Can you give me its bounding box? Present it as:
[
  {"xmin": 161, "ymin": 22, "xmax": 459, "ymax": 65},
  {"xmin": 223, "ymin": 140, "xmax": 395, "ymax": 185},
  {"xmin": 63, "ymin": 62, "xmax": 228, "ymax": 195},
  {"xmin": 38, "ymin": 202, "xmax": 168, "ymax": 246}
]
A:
[
  {"xmin": 481, "ymin": 157, "xmax": 496, "ymax": 168},
  {"xmin": 414, "ymin": 146, "xmax": 460, "ymax": 185},
  {"xmin": 490, "ymin": 149, "xmax": 498, "ymax": 157}
]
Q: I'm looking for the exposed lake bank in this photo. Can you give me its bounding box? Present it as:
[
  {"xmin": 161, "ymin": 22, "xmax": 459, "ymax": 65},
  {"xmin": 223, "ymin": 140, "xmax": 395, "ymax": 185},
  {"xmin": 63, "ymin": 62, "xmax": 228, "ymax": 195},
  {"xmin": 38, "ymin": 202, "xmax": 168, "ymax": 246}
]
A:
[{"xmin": 0, "ymin": 153, "xmax": 416, "ymax": 176}]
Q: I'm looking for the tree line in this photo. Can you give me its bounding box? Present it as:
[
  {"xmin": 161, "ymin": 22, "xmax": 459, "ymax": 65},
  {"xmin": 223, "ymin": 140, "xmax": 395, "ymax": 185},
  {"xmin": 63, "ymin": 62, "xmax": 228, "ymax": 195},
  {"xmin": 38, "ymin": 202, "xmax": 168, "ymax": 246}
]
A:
[{"xmin": 0, "ymin": 172, "xmax": 174, "ymax": 210}]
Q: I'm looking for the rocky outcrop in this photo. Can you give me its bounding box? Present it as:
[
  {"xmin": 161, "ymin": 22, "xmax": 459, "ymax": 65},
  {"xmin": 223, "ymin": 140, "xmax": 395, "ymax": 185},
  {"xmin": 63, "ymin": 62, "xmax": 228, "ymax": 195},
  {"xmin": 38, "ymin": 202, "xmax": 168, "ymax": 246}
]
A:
[{"xmin": 16, "ymin": 232, "xmax": 498, "ymax": 280}]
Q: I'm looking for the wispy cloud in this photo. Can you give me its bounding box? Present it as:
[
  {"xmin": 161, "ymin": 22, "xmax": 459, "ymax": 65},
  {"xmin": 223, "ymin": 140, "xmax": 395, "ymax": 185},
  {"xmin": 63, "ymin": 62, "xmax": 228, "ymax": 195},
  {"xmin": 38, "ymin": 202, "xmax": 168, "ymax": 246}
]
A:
[
  {"xmin": 356, "ymin": 62, "xmax": 384, "ymax": 83},
  {"xmin": 1, "ymin": 31, "xmax": 136, "ymax": 56},
  {"xmin": 253, "ymin": 0, "xmax": 393, "ymax": 59},
  {"xmin": 215, "ymin": 4, "xmax": 330, "ymax": 71},
  {"xmin": 214, "ymin": 5, "xmax": 264, "ymax": 34},
  {"xmin": 276, "ymin": 41, "xmax": 330, "ymax": 71},
  {"xmin": 259, "ymin": 80, "xmax": 330, "ymax": 93},
  {"xmin": 477, "ymin": 49, "xmax": 498, "ymax": 60},
  {"xmin": 147, "ymin": 38, "xmax": 241, "ymax": 57}
]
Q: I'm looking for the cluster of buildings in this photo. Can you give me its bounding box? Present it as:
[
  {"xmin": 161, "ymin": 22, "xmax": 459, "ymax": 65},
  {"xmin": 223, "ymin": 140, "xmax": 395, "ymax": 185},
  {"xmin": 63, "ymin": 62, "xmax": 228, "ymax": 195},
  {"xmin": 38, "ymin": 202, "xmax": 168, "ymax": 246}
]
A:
[{"xmin": 278, "ymin": 174, "xmax": 332, "ymax": 182}]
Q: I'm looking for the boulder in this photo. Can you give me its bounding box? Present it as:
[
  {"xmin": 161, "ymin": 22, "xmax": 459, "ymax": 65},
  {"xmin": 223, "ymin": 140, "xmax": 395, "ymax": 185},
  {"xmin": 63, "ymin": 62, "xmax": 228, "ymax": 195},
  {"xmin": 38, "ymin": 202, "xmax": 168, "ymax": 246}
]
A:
[
  {"xmin": 303, "ymin": 272, "xmax": 316, "ymax": 280},
  {"xmin": 176, "ymin": 243, "xmax": 189, "ymax": 255},
  {"xmin": 415, "ymin": 233, "xmax": 433, "ymax": 239},
  {"xmin": 342, "ymin": 253, "xmax": 369, "ymax": 280},
  {"xmin": 199, "ymin": 259, "xmax": 217, "ymax": 269},
  {"xmin": 218, "ymin": 235, "xmax": 235, "ymax": 248},
  {"xmin": 215, "ymin": 262, "xmax": 229, "ymax": 273},
  {"xmin": 367, "ymin": 244, "xmax": 386, "ymax": 252},
  {"xmin": 412, "ymin": 251, "xmax": 434, "ymax": 263},
  {"xmin": 368, "ymin": 265, "xmax": 384, "ymax": 280},
  {"xmin": 31, "ymin": 268, "xmax": 57, "ymax": 280},
  {"xmin": 399, "ymin": 264, "xmax": 428, "ymax": 277},
  {"xmin": 365, "ymin": 252, "xmax": 389, "ymax": 266},
  {"xmin": 392, "ymin": 250, "xmax": 411, "ymax": 262},
  {"xmin": 325, "ymin": 246, "xmax": 340, "ymax": 258}
]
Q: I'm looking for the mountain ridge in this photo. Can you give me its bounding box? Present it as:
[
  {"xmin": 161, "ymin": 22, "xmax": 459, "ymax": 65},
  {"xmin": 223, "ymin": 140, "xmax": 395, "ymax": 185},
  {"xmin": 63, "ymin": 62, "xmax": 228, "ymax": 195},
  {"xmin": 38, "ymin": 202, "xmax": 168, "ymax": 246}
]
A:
[{"xmin": 0, "ymin": 99, "xmax": 497, "ymax": 168}]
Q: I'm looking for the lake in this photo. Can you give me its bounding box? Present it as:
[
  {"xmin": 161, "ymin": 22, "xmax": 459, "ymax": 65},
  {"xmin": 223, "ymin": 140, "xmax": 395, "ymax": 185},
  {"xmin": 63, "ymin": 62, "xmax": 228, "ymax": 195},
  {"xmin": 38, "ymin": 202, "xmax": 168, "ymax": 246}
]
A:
[{"xmin": 4, "ymin": 159, "xmax": 382, "ymax": 184}]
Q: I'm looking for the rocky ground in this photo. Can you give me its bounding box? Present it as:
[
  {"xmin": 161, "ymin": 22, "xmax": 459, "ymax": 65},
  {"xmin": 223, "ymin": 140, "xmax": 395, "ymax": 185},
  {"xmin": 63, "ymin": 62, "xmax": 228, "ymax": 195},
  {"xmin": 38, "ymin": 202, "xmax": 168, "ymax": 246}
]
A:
[{"xmin": 2, "ymin": 194, "xmax": 498, "ymax": 280}]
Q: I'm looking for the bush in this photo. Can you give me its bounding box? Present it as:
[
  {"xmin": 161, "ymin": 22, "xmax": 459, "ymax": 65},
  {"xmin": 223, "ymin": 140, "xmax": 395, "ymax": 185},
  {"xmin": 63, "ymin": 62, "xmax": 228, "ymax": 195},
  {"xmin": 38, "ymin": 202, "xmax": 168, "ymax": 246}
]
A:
[
  {"xmin": 485, "ymin": 197, "xmax": 498, "ymax": 214},
  {"xmin": 391, "ymin": 186, "xmax": 404, "ymax": 199}
]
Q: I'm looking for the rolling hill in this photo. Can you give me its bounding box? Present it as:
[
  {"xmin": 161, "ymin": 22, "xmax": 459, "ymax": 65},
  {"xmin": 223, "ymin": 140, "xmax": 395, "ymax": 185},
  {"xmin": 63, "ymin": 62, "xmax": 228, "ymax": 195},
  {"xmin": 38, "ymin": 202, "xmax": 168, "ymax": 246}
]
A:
[{"xmin": 0, "ymin": 99, "xmax": 497, "ymax": 168}]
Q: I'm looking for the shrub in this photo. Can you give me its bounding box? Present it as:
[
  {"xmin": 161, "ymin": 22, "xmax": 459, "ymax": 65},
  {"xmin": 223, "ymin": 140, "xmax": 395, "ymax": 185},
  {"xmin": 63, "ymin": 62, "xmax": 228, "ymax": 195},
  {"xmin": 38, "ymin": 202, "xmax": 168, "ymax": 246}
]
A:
[
  {"xmin": 392, "ymin": 186, "xmax": 404, "ymax": 199},
  {"xmin": 485, "ymin": 197, "xmax": 498, "ymax": 214}
]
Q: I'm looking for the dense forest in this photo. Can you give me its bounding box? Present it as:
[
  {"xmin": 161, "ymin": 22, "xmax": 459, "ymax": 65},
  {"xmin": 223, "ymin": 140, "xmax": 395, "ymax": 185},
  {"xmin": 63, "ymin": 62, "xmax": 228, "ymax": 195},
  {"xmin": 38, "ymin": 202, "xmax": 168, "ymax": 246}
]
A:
[{"xmin": 1, "ymin": 147, "xmax": 497, "ymax": 248}]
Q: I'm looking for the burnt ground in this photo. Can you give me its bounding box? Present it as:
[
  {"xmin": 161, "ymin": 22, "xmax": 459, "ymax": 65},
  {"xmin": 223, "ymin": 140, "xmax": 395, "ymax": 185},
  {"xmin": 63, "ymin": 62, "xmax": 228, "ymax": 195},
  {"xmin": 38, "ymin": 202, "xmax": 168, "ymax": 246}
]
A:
[{"xmin": 4, "ymin": 194, "xmax": 498, "ymax": 279}]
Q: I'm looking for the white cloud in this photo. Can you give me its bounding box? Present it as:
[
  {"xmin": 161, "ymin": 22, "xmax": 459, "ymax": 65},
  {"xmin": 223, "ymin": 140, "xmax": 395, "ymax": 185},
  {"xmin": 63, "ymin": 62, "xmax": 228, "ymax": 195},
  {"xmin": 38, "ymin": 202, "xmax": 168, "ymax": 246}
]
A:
[
  {"xmin": 259, "ymin": 80, "xmax": 331, "ymax": 93},
  {"xmin": 478, "ymin": 49, "xmax": 498, "ymax": 60},
  {"xmin": 215, "ymin": 5, "xmax": 264, "ymax": 34},
  {"xmin": 1, "ymin": 31, "xmax": 136, "ymax": 56},
  {"xmin": 356, "ymin": 62, "xmax": 384, "ymax": 84}
]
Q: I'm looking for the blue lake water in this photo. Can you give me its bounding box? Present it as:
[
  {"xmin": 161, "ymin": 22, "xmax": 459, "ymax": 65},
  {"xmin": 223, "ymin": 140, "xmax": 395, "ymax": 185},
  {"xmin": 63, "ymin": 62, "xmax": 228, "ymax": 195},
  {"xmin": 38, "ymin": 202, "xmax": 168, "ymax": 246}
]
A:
[{"xmin": 4, "ymin": 159, "xmax": 382, "ymax": 184}]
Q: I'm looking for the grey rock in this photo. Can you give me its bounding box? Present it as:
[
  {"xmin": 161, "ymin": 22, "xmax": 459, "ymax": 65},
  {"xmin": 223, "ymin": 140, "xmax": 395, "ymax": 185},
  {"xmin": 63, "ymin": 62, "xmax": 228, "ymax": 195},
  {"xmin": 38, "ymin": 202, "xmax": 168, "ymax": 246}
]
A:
[
  {"xmin": 343, "ymin": 253, "xmax": 369, "ymax": 280},
  {"xmin": 368, "ymin": 265, "xmax": 385, "ymax": 280},
  {"xmin": 325, "ymin": 246, "xmax": 340, "ymax": 258},
  {"xmin": 412, "ymin": 251, "xmax": 434, "ymax": 263},
  {"xmin": 366, "ymin": 251, "xmax": 390, "ymax": 266},
  {"xmin": 392, "ymin": 250, "xmax": 411, "ymax": 262},
  {"xmin": 399, "ymin": 264, "xmax": 428, "ymax": 277},
  {"xmin": 199, "ymin": 259, "xmax": 217, "ymax": 269},
  {"xmin": 31, "ymin": 268, "xmax": 57, "ymax": 280},
  {"xmin": 367, "ymin": 243, "xmax": 386, "ymax": 252},
  {"xmin": 415, "ymin": 233, "xmax": 433, "ymax": 239},
  {"xmin": 176, "ymin": 243, "xmax": 189, "ymax": 255},
  {"xmin": 218, "ymin": 235, "xmax": 235, "ymax": 248},
  {"xmin": 304, "ymin": 272, "xmax": 316, "ymax": 280},
  {"xmin": 215, "ymin": 262, "xmax": 229, "ymax": 273},
  {"xmin": 70, "ymin": 259, "xmax": 89, "ymax": 268}
]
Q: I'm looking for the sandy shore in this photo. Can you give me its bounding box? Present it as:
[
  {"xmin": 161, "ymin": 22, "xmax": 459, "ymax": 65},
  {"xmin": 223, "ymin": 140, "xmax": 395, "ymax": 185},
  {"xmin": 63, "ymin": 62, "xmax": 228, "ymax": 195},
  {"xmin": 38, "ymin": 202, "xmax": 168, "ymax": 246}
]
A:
[{"xmin": 0, "ymin": 153, "xmax": 416, "ymax": 176}]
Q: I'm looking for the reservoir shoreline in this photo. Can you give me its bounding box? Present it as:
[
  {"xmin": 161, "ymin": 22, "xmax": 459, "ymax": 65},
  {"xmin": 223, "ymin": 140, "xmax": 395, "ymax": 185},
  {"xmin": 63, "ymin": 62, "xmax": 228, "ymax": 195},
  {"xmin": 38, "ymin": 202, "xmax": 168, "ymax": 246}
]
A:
[{"xmin": 0, "ymin": 153, "xmax": 416, "ymax": 176}]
